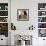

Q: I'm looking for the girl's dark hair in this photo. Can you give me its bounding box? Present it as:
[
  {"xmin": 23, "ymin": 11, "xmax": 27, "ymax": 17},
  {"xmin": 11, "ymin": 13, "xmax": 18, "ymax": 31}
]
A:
[{"xmin": 24, "ymin": 11, "xmax": 27, "ymax": 15}]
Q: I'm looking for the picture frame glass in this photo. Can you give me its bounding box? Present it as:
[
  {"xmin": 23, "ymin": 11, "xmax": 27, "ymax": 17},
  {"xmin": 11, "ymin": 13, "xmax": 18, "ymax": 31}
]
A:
[{"xmin": 17, "ymin": 9, "xmax": 29, "ymax": 21}]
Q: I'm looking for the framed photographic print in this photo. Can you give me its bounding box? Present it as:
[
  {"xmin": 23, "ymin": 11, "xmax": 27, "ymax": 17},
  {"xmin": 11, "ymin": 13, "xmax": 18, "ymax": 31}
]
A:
[
  {"xmin": 11, "ymin": 23, "xmax": 16, "ymax": 30},
  {"xmin": 17, "ymin": 9, "xmax": 29, "ymax": 21},
  {"xmin": 0, "ymin": 17, "xmax": 8, "ymax": 22},
  {"xmin": 38, "ymin": 29, "xmax": 46, "ymax": 37},
  {"xmin": 0, "ymin": 23, "xmax": 8, "ymax": 37}
]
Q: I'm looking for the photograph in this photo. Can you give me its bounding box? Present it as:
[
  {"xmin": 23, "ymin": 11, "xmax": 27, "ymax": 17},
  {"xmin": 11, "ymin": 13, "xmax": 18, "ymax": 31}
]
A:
[
  {"xmin": 11, "ymin": 23, "xmax": 16, "ymax": 30},
  {"xmin": 0, "ymin": 11, "xmax": 8, "ymax": 16},
  {"xmin": 38, "ymin": 17, "xmax": 46, "ymax": 22},
  {"xmin": 0, "ymin": 17, "xmax": 8, "ymax": 22},
  {"xmin": 38, "ymin": 23, "xmax": 46, "ymax": 28},
  {"xmin": 17, "ymin": 9, "xmax": 29, "ymax": 21},
  {"xmin": 0, "ymin": 3, "xmax": 8, "ymax": 10},
  {"xmin": 38, "ymin": 11, "xmax": 46, "ymax": 16},
  {"xmin": 38, "ymin": 3, "xmax": 46, "ymax": 10},
  {"xmin": 0, "ymin": 23, "xmax": 8, "ymax": 37},
  {"xmin": 38, "ymin": 29, "xmax": 46, "ymax": 37}
]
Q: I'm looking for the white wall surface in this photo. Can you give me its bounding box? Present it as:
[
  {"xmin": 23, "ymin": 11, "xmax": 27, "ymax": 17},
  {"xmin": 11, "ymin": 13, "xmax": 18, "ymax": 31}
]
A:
[
  {"xmin": 0, "ymin": 0, "xmax": 8, "ymax": 3},
  {"xmin": 11, "ymin": 0, "xmax": 38, "ymax": 30},
  {"xmin": 11, "ymin": 0, "xmax": 46, "ymax": 30},
  {"xmin": 11, "ymin": 0, "xmax": 46, "ymax": 46}
]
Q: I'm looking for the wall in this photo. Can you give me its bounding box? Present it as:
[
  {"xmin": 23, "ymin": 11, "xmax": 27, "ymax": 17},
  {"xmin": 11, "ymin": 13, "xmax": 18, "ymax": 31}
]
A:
[
  {"xmin": 11, "ymin": 0, "xmax": 38, "ymax": 30},
  {"xmin": 0, "ymin": 0, "xmax": 8, "ymax": 3},
  {"xmin": 11, "ymin": 0, "xmax": 46, "ymax": 30},
  {"xmin": 11, "ymin": 0, "xmax": 46, "ymax": 46}
]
